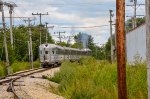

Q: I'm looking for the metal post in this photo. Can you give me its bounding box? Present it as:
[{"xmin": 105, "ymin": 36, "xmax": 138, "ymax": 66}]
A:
[
  {"xmin": 145, "ymin": 0, "xmax": 150, "ymax": 98},
  {"xmin": 116, "ymin": 0, "xmax": 127, "ymax": 99},
  {"xmin": 109, "ymin": 10, "xmax": 114, "ymax": 63},
  {"xmin": 0, "ymin": 1, "xmax": 10, "ymax": 75}
]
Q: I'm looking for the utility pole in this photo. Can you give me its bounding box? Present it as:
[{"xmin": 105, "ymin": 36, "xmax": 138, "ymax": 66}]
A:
[
  {"xmin": 67, "ymin": 36, "xmax": 73, "ymax": 46},
  {"xmin": 58, "ymin": 32, "xmax": 62, "ymax": 43},
  {"xmin": 145, "ymin": 0, "xmax": 150, "ymax": 98},
  {"xmin": 0, "ymin": 1, "xmax": 10, "ymax": 75},
  {"xmin": 109, "ymin": 10, "xmax": 114, "ymax": 63},
  {"xmin": 4, "ymin": 2, "xmax": 17, "ymax": 49},
  {"xmin": 133, "ymin": 0, "xmax": 137, "ymax": 28},
  {"xmin": 113, "ymin": 20, "xmax": 116, "ymax": 61},
  {"xmin": 126, "ymin": 0, "xmax": 145, "ymax": 28},
  {"xmin": 54, "ymin": 32, "xmax": 65, "ymax": 43},
  {"xmin": 32, "ymin": 12, "xmax": 48, "ymax": 45},
  {"xmin": 45, "ymin": 22, "xmax": 48, "ymax": 44},
  {"xmin": 116, "ymin": 0, "xmax": 127, "ymax": 99},
  {"xmin": 24, "ymin": 18, "xmax": 33, "ymax": 69}
]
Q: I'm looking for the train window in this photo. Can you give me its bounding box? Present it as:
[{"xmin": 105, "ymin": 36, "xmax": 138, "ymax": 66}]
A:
[
  {"xmin": 45, "ymin": 51, "xmax": 48, "ymax": 54},
  {"xmin": 40, "ymin": 51, "xmax": 42, "ymax": 54}
]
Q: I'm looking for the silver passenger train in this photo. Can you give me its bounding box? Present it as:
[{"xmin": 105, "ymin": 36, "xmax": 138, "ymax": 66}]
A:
[{"xmin": 39, "ymin": 43, "xmax": 91, "ymax": 67}]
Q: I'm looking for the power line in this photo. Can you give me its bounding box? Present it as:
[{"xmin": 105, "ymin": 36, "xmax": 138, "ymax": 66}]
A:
[
  {"xmin": 46, "ymin": 1, "xmax": 116, "ymax": 6},
  {"xmin": 56, "ymin": 25, "xmax": 109, "ymax": 28}
]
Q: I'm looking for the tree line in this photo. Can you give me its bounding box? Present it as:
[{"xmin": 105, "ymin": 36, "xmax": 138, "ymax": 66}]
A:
[
  {"xmin": 0, "ymin": 25, "xmax": 54, "ymax": 64},
  {"xmin": 0, "ymin": 24, "xmax": 115, "ymax": 64}
]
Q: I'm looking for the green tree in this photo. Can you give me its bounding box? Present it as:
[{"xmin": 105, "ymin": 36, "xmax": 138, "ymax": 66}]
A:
[
  {"xmin": 73, "ymin": 32, "xmax": 83, "ymax": 49},
  {"xmin": 57, "ymin": 42, "xmax": 67, "ymax": 47},
  {"xmin": 71, "ymin": 43, "xmax": 83, "ymax": 49}
]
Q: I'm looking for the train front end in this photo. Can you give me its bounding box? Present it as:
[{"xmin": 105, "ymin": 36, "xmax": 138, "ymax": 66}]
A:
[{"xmin": 39, "ymin": 44, "xmax": 51, "ymax": 67}]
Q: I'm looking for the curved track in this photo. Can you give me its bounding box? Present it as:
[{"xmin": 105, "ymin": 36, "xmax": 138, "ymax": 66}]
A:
[{"xmin": 0, "ymin": 68, "xmax": 51, "ymax": 99}]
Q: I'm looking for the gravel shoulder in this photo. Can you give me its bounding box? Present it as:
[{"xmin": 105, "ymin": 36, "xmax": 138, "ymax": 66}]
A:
[{"xmin": 0, "ymin": 67, "xmax": 64, "ymax": 99}]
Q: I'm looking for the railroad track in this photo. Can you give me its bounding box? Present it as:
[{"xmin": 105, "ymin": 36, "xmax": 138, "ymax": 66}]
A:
[{"xmin": 0, "ymin": 67, "xmax": 51, "ymax": 99}]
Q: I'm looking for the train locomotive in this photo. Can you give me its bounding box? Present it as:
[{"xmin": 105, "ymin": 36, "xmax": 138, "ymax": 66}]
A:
[{"xmin": 39, "ymin": 43, "xmax": 91, "ymax": 67}]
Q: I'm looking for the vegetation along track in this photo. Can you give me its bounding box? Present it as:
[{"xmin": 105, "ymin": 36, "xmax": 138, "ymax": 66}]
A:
[{"xmin": 0, "ymin": 67, "xmax": 51, "ymax": 99}]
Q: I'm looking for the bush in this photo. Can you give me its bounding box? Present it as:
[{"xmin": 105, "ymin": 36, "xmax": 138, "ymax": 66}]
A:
[
  {"xmin": 10, "ymin": 61, "xmax": 30, "ymax": 73},
  {"xmin": 33, "ymin": 59, "xmax": 40, "ymax": 68},
  {"xmin": 0, "ymin": 62, "xmax": 6, "ymax": 77}
]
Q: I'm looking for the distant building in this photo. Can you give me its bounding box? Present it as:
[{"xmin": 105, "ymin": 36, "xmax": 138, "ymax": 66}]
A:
[{"xmin": 126, "ymin": 24, "xmax": 146, "ymax": 63}]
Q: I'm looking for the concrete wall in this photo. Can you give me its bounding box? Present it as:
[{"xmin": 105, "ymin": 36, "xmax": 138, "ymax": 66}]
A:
[{"xmin": 126, "ymin": 24, "xmax": 146, "ymax": 63}]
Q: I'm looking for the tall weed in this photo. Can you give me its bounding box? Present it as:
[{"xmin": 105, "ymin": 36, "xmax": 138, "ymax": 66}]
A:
[{"xmin": 49, "ymin": 57, "xmax": 147, "ymax": 99}]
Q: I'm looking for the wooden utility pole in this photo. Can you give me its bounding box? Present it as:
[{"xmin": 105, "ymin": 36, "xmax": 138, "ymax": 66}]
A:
[
  {"xmin": 0, "ymin": 1, "xmax": 10, "ymax": 75},
  {"xmin": 32, "ymin": 12, "xmax": 48, "ymax": 45},
  {"xmin": 116, "ymin": 0, "xmax": 127, "ymax": 99},
  {"xmin": 24, "ymin": 18, "xmax": 33, "ymax": 69},
  {"xmin": 113, "ymin": 20, "xmax": 116, "ymax": 60},
  {"xmin": 145, "ymin": 0, "xmax": 150, "ymax": 98},
  {"xmin": 133, "ymin": 0, "xmax": 137, "ymax": 28},
  {"xmin": 4, "ymin": 2, "xmax": 17, "ymax": 48},
  {"xmin": 109, "ymin": 10, "xmax": 114, "ymax": 63},
  {"xmin": 126, "ymin": 0, "xmax": 145, "ymax": 29},
  {"xmin": 45, "ymin": 22, "xmax": 48, "ymax": 44},
  {"xmin": 54, "ymin": 32, "xmax": 65, "ymax": 43}
]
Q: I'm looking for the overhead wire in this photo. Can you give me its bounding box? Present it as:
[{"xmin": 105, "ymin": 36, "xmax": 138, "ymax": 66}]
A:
[{"xmin": 55, "ymin": 25, "xmax": 109, "ymax": 29}]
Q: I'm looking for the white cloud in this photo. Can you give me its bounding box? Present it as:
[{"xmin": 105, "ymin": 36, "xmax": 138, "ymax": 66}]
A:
[{"xmin": 1, "ymin": 0, "xmax": 118, "ymax": 44}]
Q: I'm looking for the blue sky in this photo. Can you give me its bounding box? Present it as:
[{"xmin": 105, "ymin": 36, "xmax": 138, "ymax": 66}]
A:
[{"xmin": 1, "ymin": 0, "xmax": 145, "ymax": 46}]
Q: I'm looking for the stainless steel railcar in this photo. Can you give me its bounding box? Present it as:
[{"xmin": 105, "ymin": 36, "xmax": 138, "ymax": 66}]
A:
[{"xmin": 39, "ymin": 43, "xmax": 91, "ymax": 67}]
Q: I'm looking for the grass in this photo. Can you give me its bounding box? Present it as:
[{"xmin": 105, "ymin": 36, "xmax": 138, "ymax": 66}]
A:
[
  {"xmin": 0, "ymin": 62, "xmax": 7, "ymax": 77},
  {"xmin": 0, "ymin": 60, "xmax": 40, "ymax": 77},
  {"xmin": 48, "ymin": 57, "xmax": 147, "ymax": 99}
]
